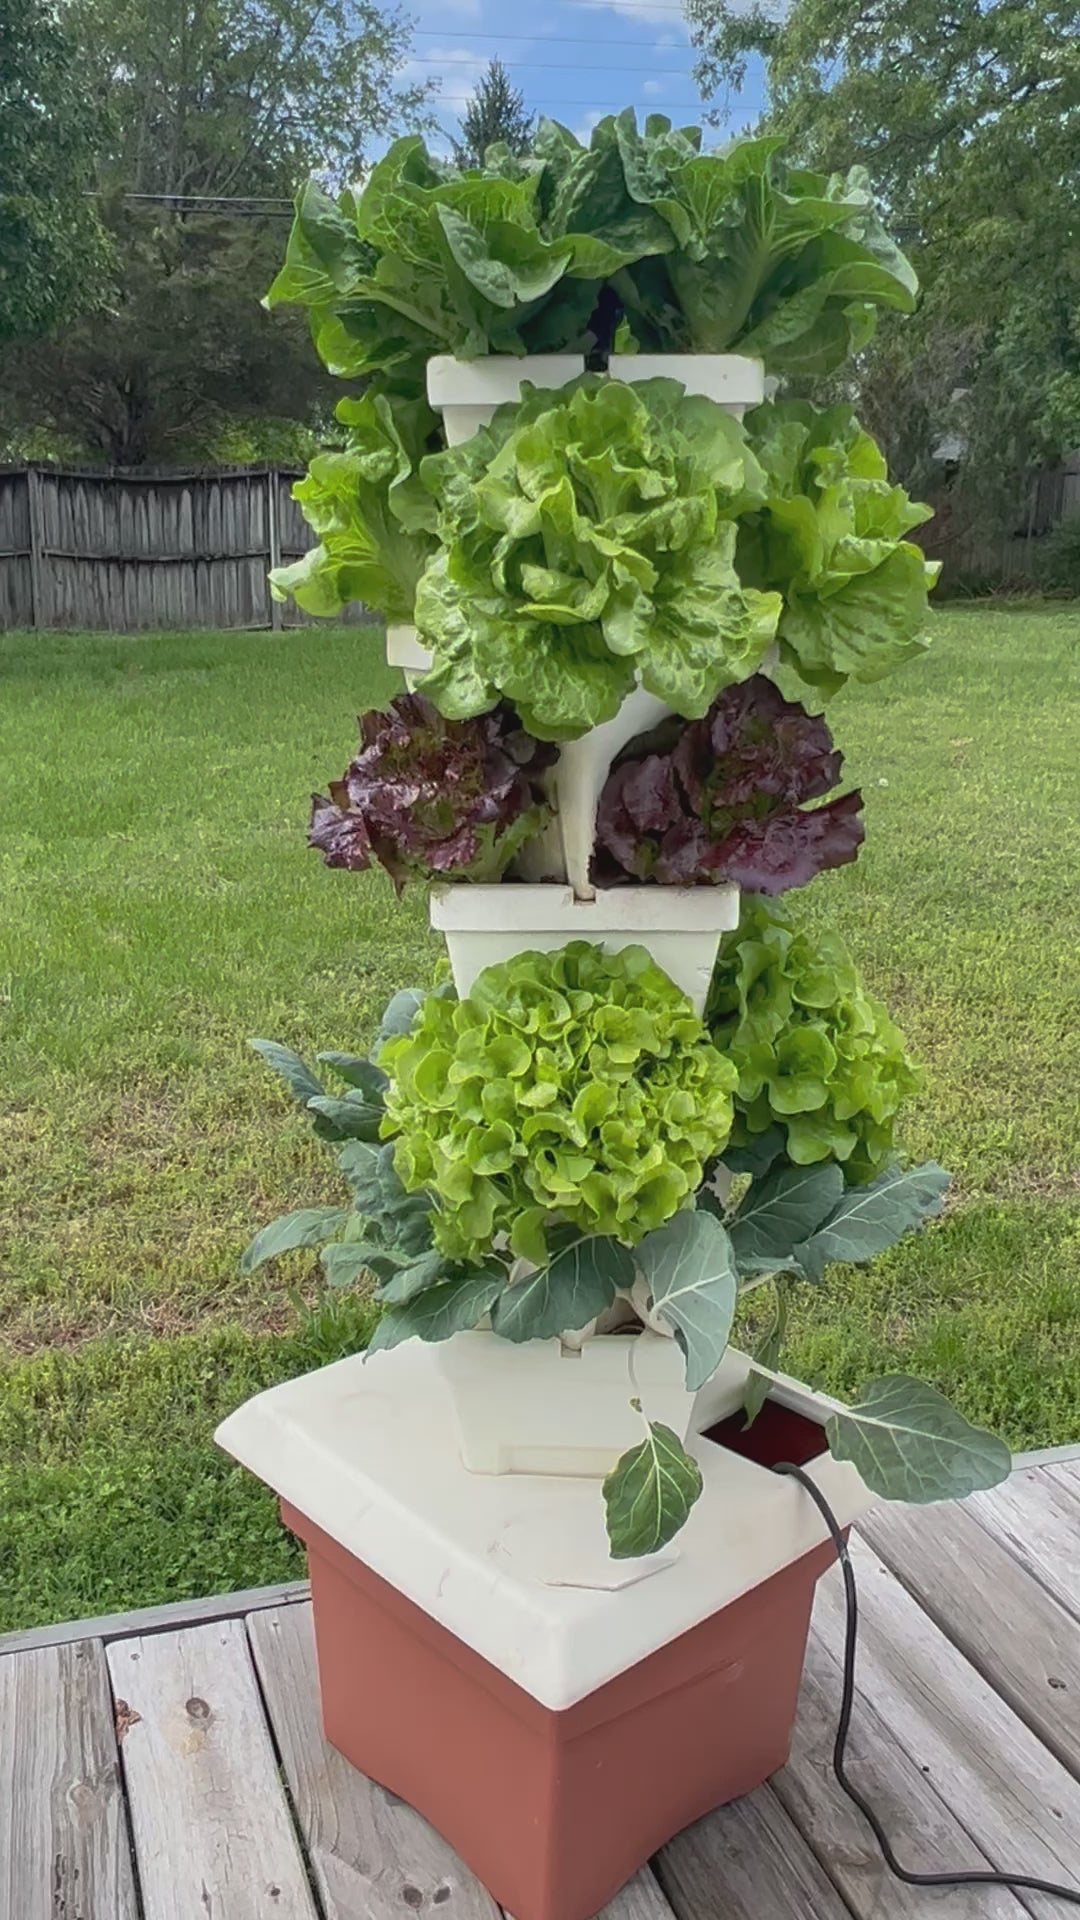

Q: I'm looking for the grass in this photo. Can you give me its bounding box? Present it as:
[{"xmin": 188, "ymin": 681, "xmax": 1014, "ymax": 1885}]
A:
[{"xmin": 1, "ymin": 607, "xmax": 1078, "ymax": 1631}]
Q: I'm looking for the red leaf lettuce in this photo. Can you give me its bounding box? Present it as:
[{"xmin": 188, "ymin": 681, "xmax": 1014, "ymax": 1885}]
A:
[
  {"xmin": 310, "ymin": 695, "xmax": 556, "ymax": 894},
  {"xmin": 591, "ymin": 674, "xmax": 864, "ymax": 893}
]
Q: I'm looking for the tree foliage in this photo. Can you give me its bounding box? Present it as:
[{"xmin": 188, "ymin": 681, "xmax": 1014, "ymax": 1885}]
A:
[
  {"xmin": 0, "ymin": 0, "xmax": 111, "ymax": 342},
  {"xmin": 452, "ymin": 58, "xmax": 535, "ymax": 169},
  {"xmin": 1, "ymin": 0, "xmax": 435, "ymax": 464},
  {"xmin": 686, "ymin": 0, "xmax": 1080, "ymax": 546}
]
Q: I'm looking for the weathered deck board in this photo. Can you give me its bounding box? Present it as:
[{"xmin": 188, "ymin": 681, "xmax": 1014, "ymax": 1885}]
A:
[
  {"xmin": 7, "ymin": 1464, "xmax": 1080, "ymax": 1920},
  {"xmin": 813, "ymin": 1536, "xmax": 1080, "ymax": 1897},
  {"xmin": 860, "ymin": 1495, "xmax": 1080, "ymax": 1778},
  {"xmin": 964, "ymin": 1465, "xmax": 1080, "ymax": 1626},
  {"xmin": 774, "ymin": 1635, "xmax": 1028, "ymax": 1918},
  {"xmin": 0, "ymin": 1638, "xmax": 139, "ymax": 1920},
  {"xmin": 249, "ymin": 1602, "xmax": 503, "ymax": 1920},
  {"xmin": 106, "ymin": 1618, "xmax": 317, "ymax": 1920},
  {"xmin": 654, "ymin": 1784, "xmax": 852, "ymax": 1919}
]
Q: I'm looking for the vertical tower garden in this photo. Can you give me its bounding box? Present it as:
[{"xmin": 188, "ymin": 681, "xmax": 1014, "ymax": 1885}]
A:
[{"xmin": 219, "ymin": 112, "xmax": 1011, "ymax": 1920}]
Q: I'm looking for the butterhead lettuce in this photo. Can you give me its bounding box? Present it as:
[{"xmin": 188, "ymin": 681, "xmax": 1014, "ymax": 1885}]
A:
[
  {"xmin": 738, "ymin": 399, "xmax": 940, "ymax": 694},
  {"xmin": 270, "ymin": 389, "xmax": 439, "ymax": 623},
  {"xmin": 414, "ymin": 374, "xmax": 783, "ymax": 739}
]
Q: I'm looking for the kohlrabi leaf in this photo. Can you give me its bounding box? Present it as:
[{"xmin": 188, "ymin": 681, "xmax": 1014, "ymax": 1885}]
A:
[
  {"xmin": 742, "ymin": 1277, "xmax": 792, "ymax": 1426},
  {"xmin": 366, "ymin": 1268, "xmax": 505, "ymax": 1351},
  {"xmin": 792, "ymin": 1162, "xmax": 950, "ymax": 1282},
  {"xmin": 729, "ymin": 1160, "xmax": 845, "ymax": 1277},
  {"xmin": 240, "ymin": 1207, "xmax": 349, "ymax": 1275},
  {"xmin": 604, "ymin": 1415, "xmax": 704, "ymax": 1558},
  {"xmin": 826, "ymin": 1376, "xmax": 1011, "ymax": 1502},
  {"xmin": 637, "ymin": 1209, "xmax": 738, "ymax": 1390},
  {"xmin": 491, "ymin": 1234, "xmax": 633, "ymax": 1342}
]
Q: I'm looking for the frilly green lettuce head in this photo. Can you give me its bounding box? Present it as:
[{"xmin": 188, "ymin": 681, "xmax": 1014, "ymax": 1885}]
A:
[
  {"xmin": 707, "ymin": 895, "xmax": 922, "ymax": 1182},
  {"xmin": 379, "ymin": 940, "xmax": 739, "ymax": 1263},
  {"xmin": 413, "ymin": 374, "xmax": 782, "ymax": 741}
]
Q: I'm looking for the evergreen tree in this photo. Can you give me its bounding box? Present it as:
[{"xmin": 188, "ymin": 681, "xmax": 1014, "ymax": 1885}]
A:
[{"xmin": 453, "ymin": 59, "xmax": 534, "ymax": 169}]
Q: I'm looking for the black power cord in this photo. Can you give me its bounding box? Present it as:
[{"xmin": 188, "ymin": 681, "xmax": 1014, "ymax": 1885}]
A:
[{"xmin": 773, "ymin": 1461, "xmax": 1080, "ymax": 1909}]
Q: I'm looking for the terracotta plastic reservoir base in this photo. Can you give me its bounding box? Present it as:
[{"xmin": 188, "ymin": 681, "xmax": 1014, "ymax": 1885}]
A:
[{"xmin": 283, "ymin": 1480, "xmax": 836, "ymax": 1920}]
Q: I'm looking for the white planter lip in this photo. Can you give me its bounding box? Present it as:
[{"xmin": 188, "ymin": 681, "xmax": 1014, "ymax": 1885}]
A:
[
  {"xmin": 430, "ymin": 882, "xmax": 740, "ymax": 935},
  {"xmin": 215, "ymin": 1340, "xmax": 874, "ymax": 1712},
  {"xmin": 385, "ymin": 623, "xmax": 433, "ymax": 674},
  {"xmin": 607, "ymin": 351, "xmax": 765, "ymax": 409},
  {"xmin": 427, "ymin": 353, "xmax": 586, "ymax": 410}
]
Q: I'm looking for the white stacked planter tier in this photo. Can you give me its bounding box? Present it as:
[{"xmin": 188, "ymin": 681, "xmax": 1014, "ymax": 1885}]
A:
[
  {"xmin": 413, "ymin": 351, "xmax": 768, "ymax": 903},
  {"xmin": 430, "ymin": 881, "xmax": 739, "ymax": 1017},
  {"xmin": 435, "ymin": 1328, "xmax": 695, "ymax": 1476}
]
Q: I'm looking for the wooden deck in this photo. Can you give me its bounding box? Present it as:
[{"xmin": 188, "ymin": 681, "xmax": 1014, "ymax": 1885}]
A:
[{"xmin": 3, "ymin": 1461, "xmax": 1079, "ymax": 1919}]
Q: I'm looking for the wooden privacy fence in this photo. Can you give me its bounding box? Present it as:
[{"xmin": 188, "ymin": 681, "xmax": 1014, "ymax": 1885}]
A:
[{"xmin": 0, "ymin": 465, "xmax": 372, "ymax": 632}]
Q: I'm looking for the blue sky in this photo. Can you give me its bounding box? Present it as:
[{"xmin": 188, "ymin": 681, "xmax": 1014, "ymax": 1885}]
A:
[{"xmin": 400, "ymin": 0, "xmax": 766, "ymax": 153}]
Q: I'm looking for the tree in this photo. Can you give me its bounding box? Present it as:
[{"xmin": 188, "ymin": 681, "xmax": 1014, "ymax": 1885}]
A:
[
  {"xmin": 686, "ymin": 0, "xmax": 1080, "ymax": 544},
  {"xmin": 0, "ymin": 0, "xmax": 110, "ymax": 342},
  {"xmin": 453, "ymin": 58, "xmax": 535, "ymax": 169},
  {"xmin": 1, "ymin": 0, "xmax": 435, "ymax": 464}
]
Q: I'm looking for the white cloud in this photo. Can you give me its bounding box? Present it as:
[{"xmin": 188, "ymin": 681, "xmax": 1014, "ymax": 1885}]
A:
[
  {"xmin": 400, "ymin": 42, "xmax": 491, "ymax": 104},
  {"xmin": 641, "ymin": 78, "xmax": 667, "ymax": 97},
  {"xmin": 596, "ymin": 0, "xmax": 689, "ymax": 32},
  {"xmin": 572, "ymin": 109, "xmax": 606, "ymax": 145}
]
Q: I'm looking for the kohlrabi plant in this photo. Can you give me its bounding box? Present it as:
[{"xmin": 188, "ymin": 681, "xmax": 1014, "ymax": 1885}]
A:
[
  {"xmin": 738, "ymin": 399, "xmax": 940, "ymax": 695},
  {"xmin": 591, "ymin": 673, "xmax": 864, "ymax": 892},
  {"xmin": 415, "ymin": 375, "xmax": 782, "ymax": 739},
  {"xmin": 706, "ymin": 894, "xmax": 922, "ymax": 1182},
  {"xmin": 379, "ymin": 941, "xmax": 738, "ymax": 1264},
  {"xmin": 308, "ymin": 695, "xmax": 556, "ymax": 893}
]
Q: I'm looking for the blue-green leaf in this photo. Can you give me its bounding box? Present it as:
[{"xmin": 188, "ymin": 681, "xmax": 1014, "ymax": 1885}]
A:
[
  {"xmin": 637, "ymin": 1211, "xmax": 738, "ymax": 1391},
  {"xmin": 826, "ymin": 1376, "xmax": 1011, "ymax": 1503},
  {"xmin": 604, "ymin": 1417, "xmax": 704, "ymax": 1558},
  {"xmin": 240, "ymin": 1207, "xmax": 348, "ymax": 1275},
  {"xmin": 729, "ymin": 1160, "xmax": 844, "ymax": 1277},
  {"xmin": 249, "ymin": 1039, "xmax": 325, "ymax": 1106},
  {"xmin": 491, "ymin": 1235, "xmax": 633, "ymax": 1343},
  {"xmin": 793, "ymin": 1162, "xmax": 950, "ymax": 1283},
  {"xmin": 367, "ymin": 1268, "xmax": 505, "ymax": 1351},
  {"xmin": 318, "ymin": 1052, "xmax": 389, "ymax": 1100},
  {"xmin": 306, "ymin": 1094, "xmax": 384, "ymax": 1141}
]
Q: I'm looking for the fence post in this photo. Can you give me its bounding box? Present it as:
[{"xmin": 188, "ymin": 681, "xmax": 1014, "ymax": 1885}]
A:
[
  {"xmin": 266, "ymin": 469, "xmax": 282, "ymax": 630},
  {"xmin": 26, "ymin": 467, "xmax": 44, "ymax": 630}
]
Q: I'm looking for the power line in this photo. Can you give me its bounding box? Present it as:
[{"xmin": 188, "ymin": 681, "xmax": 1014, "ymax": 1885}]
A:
[
  {"xmin": 412, "ymin": 28, "xmax": 689, "ymax": 43},
  {"xmin": 410, "ymin": 56, "xmax": 694, "ymax": 73}
]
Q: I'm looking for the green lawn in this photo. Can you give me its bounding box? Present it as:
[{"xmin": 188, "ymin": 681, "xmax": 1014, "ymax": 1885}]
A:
[{"xmin": 1, "ymin": 608, "xmax": 1078, "ymax": 1631}]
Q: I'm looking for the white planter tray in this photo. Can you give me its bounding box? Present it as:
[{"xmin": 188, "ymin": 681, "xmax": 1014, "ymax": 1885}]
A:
[
  {"xmin": 429, "ymin": 881, "xmax": 739, "ymax": 1015},
  {"xmin": 215, "ymin": 1341, "xmax": 874, "ymax": 1709},
  {"xmin": 435, "ymin": 1329, "xmax": 693, "ymax": 1477}
]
